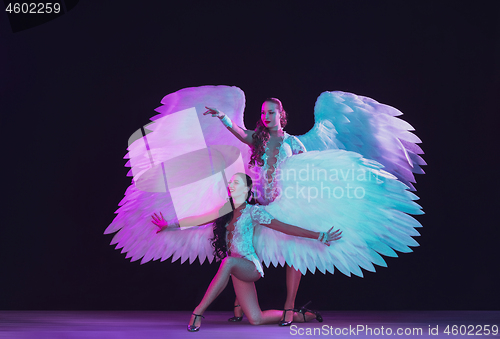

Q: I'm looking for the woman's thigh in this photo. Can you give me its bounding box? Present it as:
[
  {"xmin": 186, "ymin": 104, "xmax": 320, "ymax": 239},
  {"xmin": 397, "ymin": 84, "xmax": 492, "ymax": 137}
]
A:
[{"xmin": 228, "ymin": 257, "xmax": 261, "ymax": 282}]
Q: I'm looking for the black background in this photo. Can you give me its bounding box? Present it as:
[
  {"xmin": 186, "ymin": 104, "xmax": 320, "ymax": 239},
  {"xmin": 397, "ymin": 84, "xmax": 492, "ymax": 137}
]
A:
[{"xmin": 1, "ymin": 1, "xmax": 499, "ymax": 311}]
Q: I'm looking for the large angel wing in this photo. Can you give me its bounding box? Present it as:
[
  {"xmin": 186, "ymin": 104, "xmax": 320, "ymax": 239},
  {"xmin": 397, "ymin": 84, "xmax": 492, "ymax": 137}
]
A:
[
  {"xmin": 254, "ymin": 150, "xmax": 423, "ymax": 276},
  {"xmin": 105, "ymin": 85, "xmax": 252, "ymax": 264},
  {"xmin": 297, "ymin": 91, "xmax": 426, "ymax": 190}
]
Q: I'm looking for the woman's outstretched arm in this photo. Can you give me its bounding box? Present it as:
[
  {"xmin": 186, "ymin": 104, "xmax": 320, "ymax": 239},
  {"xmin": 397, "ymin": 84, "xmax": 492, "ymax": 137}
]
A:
[
  {"xmin": 152, "ymin": 209, "xmax": 221, "ymax": 233},
  {"xmin": 203, "ymin": 106, "xmax": 254, "ymax": 145},
  {"xmin": 265, "ymin": 219, "xmax": 342, "ymax": 246}
]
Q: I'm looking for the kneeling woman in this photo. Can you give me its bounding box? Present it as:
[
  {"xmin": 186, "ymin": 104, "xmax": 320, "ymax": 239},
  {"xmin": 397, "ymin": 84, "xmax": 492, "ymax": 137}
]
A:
[{"xmin": 152, "ymin": 173, "xmax": 341, "ymax": 332}]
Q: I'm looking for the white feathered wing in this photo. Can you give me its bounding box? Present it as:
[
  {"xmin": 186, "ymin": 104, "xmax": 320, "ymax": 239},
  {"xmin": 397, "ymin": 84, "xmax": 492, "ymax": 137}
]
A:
[
  {"xmin": 297, "ymin": 91, "xmax": 425, "ymax": 190},
  {"xmin": 254, "ymin": 150, "xmax": 423, "ymax": 276},
  {"xmin": 105, "ymin": 85, "xmax": 251, "ymax": 265}
]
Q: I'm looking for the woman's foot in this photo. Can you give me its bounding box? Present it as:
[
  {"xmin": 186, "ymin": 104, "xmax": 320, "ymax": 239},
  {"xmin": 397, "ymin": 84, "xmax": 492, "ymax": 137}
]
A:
[
  {"xmin": 278, "ymin": 309, "xmax": 295, "ymax": 326},
  {"xmin": 228, "ymin": 304, "xmax": 243, "ymax": 322},
  {"xmin": 187, "ymin": 313, "xmax": 204, "ymax": 332},
  {"xmin": 298, "ymin": 304, "xmax": 323, "ymax": 323},
  {"xmin": 300, "ymin": 310, "xmax": 323, "ymax": 322}
]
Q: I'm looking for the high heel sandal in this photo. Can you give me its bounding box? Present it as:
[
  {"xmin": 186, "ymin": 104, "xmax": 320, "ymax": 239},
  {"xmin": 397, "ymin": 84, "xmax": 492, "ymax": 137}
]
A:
[
  {"xmin": 187, "ymin": 313, "xmax": 204, "ymax": 332},
  {"xmin": 278, "ymin": 309, "xmax": 296, "ymax": 326},
  {"xmin": 298, "ymin": 301, "xmax": 323, "ymax": 323},
  {"xmin": 228, "ymin": 304, "xmax": 243, "ymax": 322}
]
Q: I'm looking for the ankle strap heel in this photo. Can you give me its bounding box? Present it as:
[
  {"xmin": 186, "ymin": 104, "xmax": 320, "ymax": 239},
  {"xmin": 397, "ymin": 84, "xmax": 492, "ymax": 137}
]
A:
[
  {"xmin": 228, "ymin": 304, "xmax": 243, "ymax": 322},
  {"xmin": 187, "ymin": 313, "xmax": 205, "ymax": 332}
]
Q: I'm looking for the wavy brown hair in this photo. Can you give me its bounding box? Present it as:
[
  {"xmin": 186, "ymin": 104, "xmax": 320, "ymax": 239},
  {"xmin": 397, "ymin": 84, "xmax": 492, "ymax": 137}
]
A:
[{"xmin": 249, "ymin": 98, "xmax": 288, "ymax": 168}]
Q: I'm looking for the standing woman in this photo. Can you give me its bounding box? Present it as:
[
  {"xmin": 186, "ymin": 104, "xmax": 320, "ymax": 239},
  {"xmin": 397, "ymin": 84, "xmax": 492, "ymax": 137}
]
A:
[
  {"xmin": 152, "ymin": 173, "xmax": 341, "ymax": 332},
  {"xmin": 204, "ymin": 99, "xmax": 306, "ymax": 326}
]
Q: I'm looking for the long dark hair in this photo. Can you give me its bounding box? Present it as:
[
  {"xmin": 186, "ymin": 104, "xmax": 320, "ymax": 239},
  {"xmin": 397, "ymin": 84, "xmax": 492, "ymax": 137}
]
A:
[
  {"xmin": 211, "ymin": 173, "xmax": 257, "ymax": 260},
  {"xmin": 249, "ymin": 98, "xmax": 288, "ymax": 168}
]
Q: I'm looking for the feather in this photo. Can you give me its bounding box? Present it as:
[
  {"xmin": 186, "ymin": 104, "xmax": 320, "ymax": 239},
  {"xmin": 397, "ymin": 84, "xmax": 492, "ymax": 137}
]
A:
[
  {"xmin": 106, "ymin": 86, "xmax": 249, "ymax": 264},
  {"xmin": 254, "ymin": 150, "xmax": 423, "ymax": 276},
  {"xmin": 297, "ymin": 91, "xmax": 425, "ymax": 190}
]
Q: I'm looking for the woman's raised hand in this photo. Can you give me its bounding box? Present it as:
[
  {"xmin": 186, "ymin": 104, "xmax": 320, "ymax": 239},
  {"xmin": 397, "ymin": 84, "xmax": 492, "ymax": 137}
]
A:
[
  {"xmin": 151, "ymin": 212, "xmax": 170, "ymax": 233},
  {"xmin": 203, "ymin": 106, "xmax": 225, "ymax": 119},
  {"xmin": 323, "ymin": 227, "xmax": 342, "ymax": 246}
]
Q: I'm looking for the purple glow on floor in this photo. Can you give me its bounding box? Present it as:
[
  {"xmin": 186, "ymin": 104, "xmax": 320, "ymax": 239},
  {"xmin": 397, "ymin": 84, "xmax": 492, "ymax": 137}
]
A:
[{"xmin": 1, "ymin": 311, "xmax": 498, "ymax": 338}]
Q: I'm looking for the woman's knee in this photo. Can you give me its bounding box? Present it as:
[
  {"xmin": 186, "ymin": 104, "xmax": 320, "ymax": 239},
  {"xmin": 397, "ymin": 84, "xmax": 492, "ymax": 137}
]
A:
[
  {"xmin": 220, "ymin": 256, "xmax": 236, "ymax": 271},
  {"xmin": 247, "ymin": 315, "xmax": 263, "ymax": 326},
  {"xmin": 221, "ymin": 256, "xmax": 236, "ymax": 265}
]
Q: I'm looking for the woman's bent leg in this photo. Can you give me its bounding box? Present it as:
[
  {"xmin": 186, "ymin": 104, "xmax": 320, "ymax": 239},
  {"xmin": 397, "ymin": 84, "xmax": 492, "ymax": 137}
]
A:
[
  {"xmin": 189, "ymin": 257, "xmax": 238, "ymax": 328},
  {"xmin": 229, "ymin": 259, "xmax": 282, "ymax": 325},
  {"xmin": 283, "ymin": 265, "xmax": 302, "ymax": 323},
  {"xmin": 231, "ymin": 275, "xmax": 283, "ymax": 325},
  {"xmin": 229, "ymin": 260, "xmax": 311, "ymax": 326}
]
